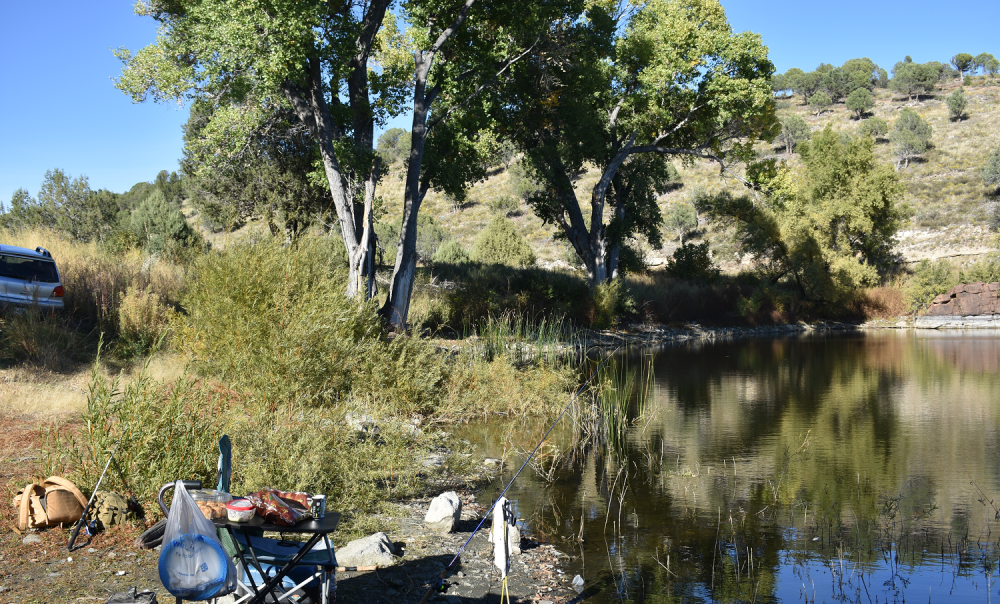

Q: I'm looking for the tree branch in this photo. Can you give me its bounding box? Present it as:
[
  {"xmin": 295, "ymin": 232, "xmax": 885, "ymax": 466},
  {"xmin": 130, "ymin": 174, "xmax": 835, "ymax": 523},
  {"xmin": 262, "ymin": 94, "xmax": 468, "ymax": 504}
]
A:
[{"xmin": 427, "ymin": 36, "xmax": 541, "ymax": 131}]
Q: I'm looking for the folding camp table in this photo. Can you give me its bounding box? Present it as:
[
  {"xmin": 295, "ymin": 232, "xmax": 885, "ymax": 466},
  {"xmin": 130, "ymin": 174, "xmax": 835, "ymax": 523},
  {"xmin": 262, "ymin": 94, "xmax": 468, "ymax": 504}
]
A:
[{"xmin": 213, "ymin": 512, "xmax": 340, "ymax": 604}]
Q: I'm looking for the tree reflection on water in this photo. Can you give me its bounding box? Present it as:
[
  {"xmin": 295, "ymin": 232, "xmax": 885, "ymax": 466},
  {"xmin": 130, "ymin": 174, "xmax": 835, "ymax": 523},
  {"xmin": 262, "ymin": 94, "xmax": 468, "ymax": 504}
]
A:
[{"xmin": 469, "ymin": 331, "xmax": 1000, "ymax": 603}]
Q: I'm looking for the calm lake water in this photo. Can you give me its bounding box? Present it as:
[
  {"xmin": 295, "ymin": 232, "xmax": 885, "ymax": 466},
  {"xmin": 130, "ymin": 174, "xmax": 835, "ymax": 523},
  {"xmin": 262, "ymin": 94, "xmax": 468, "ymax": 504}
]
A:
[{"xmin": 466, "ymin": 331, "xmax": 1000, "ymax": 603}]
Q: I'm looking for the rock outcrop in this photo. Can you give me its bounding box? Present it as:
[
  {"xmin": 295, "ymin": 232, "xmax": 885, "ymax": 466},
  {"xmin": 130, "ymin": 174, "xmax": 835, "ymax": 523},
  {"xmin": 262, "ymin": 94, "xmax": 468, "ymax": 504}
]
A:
[
  {"xmin": 924, "ymin": 282, "xmax": 1000, "ymax": 316},
  {"xmin": 916, "ymin": 282, "xmax": 1000, "ymax": 328}
]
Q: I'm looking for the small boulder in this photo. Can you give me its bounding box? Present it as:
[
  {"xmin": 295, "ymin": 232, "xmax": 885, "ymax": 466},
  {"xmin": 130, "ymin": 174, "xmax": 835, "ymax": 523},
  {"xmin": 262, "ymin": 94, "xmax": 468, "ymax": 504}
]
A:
[
  {"xmin": 22, "ymin": 534, "xmax": 41, "ymax": 545},
  {"xmin": 424, "ymin": 492, "xmax": 462, "ymax": 533},
  {"xmin": 336, "ymin": 532, "xmax": 396, "ymax": 567}
]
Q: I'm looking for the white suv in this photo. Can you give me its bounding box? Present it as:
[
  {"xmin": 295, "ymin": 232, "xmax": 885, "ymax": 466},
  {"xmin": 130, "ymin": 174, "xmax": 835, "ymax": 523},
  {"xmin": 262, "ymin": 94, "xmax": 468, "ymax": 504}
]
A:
[{"xmin": 0, "ymin": 245, "xmax": 65, "ymax": 311}]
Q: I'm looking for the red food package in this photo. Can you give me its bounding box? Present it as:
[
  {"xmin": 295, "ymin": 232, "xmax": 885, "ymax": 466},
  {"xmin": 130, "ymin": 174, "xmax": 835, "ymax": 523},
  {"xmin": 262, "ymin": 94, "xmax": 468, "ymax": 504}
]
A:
[{"xmin": 246, "ymin": 488, "xmax": 314, "ymax": 526}]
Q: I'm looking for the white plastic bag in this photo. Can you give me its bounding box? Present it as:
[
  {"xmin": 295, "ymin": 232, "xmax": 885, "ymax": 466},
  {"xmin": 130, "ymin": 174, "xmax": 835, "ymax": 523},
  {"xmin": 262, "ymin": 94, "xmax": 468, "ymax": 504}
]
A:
[{"xmin": 157, "ymin": 480, "xmax": 237, "ymax": 600}]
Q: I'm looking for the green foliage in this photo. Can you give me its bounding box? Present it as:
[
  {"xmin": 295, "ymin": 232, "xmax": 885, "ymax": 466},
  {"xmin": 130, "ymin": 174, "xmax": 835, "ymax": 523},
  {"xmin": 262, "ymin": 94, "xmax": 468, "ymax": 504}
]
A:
[
  {"xmin": 178, "ymin": 237, "xmax": 447, "ymax": 413},
  {"xmin": 858, "ymin": 117, "xmax": 889, "ymax": 140},
  {"xmin": 983, "ymin": 147, "xmax": 1000, "ymax": 190},
  {"xmin": 840, "ymin": 57, "xmax": 882, "ymax": 91},
  {"xmin": 809, "ymin": 91, "xmax": 832, "ymax": 114},
  {"xmin": 591, "ymin": 279, "xmax": 633, "ymax": 329},
  {"xmin": 973, "ymin": 53, "xmax": 996, "ymax": 75},
  {"xmin": 779, "ymin": 114, "xmax": 811, "ymax": 154},
  {"xmin": 415, "ymin": 214, "xmax": 451, "ymax": 263},
  {"xmin": 431, "ymin": 239, "xmax": 470, "ymax": 265},
  {"xmin": 470, "ymin": 215, "xmax": 536, "ymax": 267},
  {"xmin": 487, "ymin": 195, "xmax": 521, "ymax": 217},
  {"xmin": 986, "ymin": 58, "xmax": 1000, "ymax": 77},
  {"xmin": 376, "ymin": 128, "xmax": 412, "ymax": 166},
  {"xmin": 905, "ymin": 259, "xmax": 954, "ymax": 311},
  {"xmin": 820, "ymin": 67, "xmax": 854, "ymax": 101},
  {"xmin": 947, "ymin": 88, "xmax": 968, "ymax": 121},
  {"xmin": 438, "ymin": 263, "xmax": 591, "ymax": 328},
  {"xmin": 951, "ymin": 53, "xmax": 975, "ymax": 77},
  {"xmin": 116, "ymin": 285, "xmax": 175, "ymax": 360},
  {"xmin": 508, "ymin": 0, "xmax": 777, "ymax": 284},
  {"xmin": 182, "ymin": 101, "xmax": 327, "ymax": 237},
  {"xmin": 45, "ymin": 358, "xmax": 427, "ymax": 524},
  {"xmin": 699, "ymin": 127, "xmax": 905, "ymax": 305},
  {"xmin": 130, "ymin": 189, "xmax": 199, "ymax": 257},
  {"xmin": 507, "ymin": 160, "xmax": 541, "ymax": 201},
  {"xmin": 890, "ymin": 108, "xmax": 933, "ymax": 167},
  {"xmin": 664, "ymin": 202, "xmax": 698, "ymax": 242},
  {"xmin": 890, "ymin": 60, "xmax": 939, "ymax": 99},
  {"xmin": 846, "ymin": 88, "xmax": 874, "ymax": 119},
  {"xmin": 664, "ymin": 242, "xmax": 720, "ymax": 284}
]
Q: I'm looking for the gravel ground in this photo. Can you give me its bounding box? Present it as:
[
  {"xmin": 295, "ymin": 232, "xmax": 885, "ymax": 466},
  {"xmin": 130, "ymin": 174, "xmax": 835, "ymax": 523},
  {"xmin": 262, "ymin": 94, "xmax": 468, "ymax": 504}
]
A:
[{"xmin": 0, "ymin": 491, "xmax": 578, "ymax": 604}]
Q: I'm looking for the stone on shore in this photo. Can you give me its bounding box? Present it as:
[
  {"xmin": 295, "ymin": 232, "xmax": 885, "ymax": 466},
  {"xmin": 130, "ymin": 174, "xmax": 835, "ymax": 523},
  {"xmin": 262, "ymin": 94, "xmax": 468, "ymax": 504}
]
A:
[
  {"xmin": 336, "ymin": 532, "xmax": 396, "ymax": 567},
  {"xmin": 424, "ymin": 491, "xmax": 462, "ymax": 533}
]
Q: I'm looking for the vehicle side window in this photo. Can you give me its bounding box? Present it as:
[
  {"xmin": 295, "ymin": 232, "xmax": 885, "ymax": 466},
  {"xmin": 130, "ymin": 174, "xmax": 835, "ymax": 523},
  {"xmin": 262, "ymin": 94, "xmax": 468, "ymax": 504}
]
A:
[{"xmin": 0, "ymin": 254, "xmax": 59, "ymax": 283}]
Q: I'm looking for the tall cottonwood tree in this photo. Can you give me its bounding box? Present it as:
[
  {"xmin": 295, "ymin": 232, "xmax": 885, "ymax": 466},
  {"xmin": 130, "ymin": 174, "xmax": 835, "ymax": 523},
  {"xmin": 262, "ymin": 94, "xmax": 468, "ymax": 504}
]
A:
[
  {"xmin": 503, "ymin": 0, "xmax": 778, "ymax": 286},
  {"xmin": 115, "ymin": 0, "xmax": 405, "ymax": 299},
  {"xmin": 379, "ymin": 0, "xmax": 580, "ymax": 329}
]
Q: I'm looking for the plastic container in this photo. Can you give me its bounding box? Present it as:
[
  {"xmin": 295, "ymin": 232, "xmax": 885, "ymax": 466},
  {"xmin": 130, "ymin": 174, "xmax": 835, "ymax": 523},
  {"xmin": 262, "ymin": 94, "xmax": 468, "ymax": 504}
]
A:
[
  {"xmin": 226, "ymin": 498, "xmax": 255, "ymax": 523},
  {"xmin": 190, "ymin": 489, "xmax": 232, "ymax": 520}
]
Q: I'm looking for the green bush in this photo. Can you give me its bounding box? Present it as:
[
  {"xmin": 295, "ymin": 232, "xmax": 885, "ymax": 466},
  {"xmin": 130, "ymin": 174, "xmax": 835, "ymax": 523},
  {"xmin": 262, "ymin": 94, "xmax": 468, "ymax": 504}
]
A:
[
  {"xmin": 591, "ymin": 279, "xmax": 634, "ymax": 329},
  {"xmin": 809, "ymin": 91, "xmax": 832, "ymax": 114},
  {"xmin": 947, "ymin": 88, "xmax": 968, "ymax": 120},
  {"xmin": 664, "ymin": 242, "xmax": 720, "ymax": 284},
  {"xmin": 983, "ymin": 146, "xmax": 1000, "ymax": 191},
  {"xmin": 845, "ymin": 88, "xmax": 874, "ymax": 119},
  {"xmin": 130, "ymin": 189, "xmax": 200, "ymax": 257},
  {"xmin": 45, "ymin": 359, "xmax": 427, "ymax": 526},
  {"xmin": 415, "ymin": 214, "xmax": 450, "ymax": 263},
  {"xmin": 487, "ymin": 195, "xmax": 521, "ymax": 217},
  {"xmin": 116, "ymin": 285, "xmax": 176, "ymax": 359},
  {"xmin": 858, "ymin": 117, "xmax": 889, "ymax": 140},
  {"xmin": 470, "ymin": 215, "xmax": 536, "ymax": 267},
  {"xmin": 178, "ymin": 237, "xmax": 448, "ymax": 413},
  {"xmin": 905, "ymin": 259, "xmax": 954, "ymax": 311},
  {"xmin": 432, "ymin": 239, "xmax": 470, "ymax": 264}
]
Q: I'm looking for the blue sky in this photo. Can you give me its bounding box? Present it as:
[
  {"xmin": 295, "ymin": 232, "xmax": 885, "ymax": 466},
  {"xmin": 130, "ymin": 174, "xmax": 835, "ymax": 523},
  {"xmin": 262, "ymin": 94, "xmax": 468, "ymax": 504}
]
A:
[{"xmin": 1, "ymin": 0, "xmax": 998, "ymax": 204}]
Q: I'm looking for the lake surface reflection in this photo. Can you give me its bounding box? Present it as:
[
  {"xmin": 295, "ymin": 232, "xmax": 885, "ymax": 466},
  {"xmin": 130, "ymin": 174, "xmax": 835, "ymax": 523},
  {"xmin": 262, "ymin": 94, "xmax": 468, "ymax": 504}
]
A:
[{"xmin": 467, "ymin": 331, "xmax": 1000, "ymax": 603}]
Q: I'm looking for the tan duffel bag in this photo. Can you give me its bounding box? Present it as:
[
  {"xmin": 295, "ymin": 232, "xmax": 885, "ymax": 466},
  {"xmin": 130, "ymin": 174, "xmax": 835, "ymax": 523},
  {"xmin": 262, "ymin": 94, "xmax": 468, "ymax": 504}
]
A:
[{"xmin": 13, "ymin": 476, "xmax": 88, "ymax": 531}]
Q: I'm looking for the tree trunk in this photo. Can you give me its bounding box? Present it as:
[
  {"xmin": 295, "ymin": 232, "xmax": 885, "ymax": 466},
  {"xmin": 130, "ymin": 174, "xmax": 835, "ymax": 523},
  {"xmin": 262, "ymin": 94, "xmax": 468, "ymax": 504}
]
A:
[{"xmin": 381, "ymin": 51, "xmax": 435, "ymax": 330}]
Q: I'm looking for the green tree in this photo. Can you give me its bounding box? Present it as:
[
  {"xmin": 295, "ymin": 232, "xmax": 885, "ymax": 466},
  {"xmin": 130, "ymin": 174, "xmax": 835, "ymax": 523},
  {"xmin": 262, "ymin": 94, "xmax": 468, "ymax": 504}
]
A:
[
  {"xmin": 973, "ymin": 53, "xmax": 995, "ymax": 75},
  {"xmin": 503, "ymin": 0, "xmax": 777, "ymax": 288},
  {"xmin": 0, "ymin": 189, "xmax": 48, "ymax": 230},
  {"xmin": 130, "ymin": 189, "xmax": 198, "ymax": 255},
  {"xmin": 890, "ymin": 61, "xmax": 938, "ymax": 100},
  {"xmin": 698, "ymin": 127, "xmax": 905, "ymax": 304},
  {"xmin": 840, "ymin": 58, "xmax": 881, "ymax": 91},
  {"xmin": 947, "ymin": 88, "xmax": 968, "ymax": 121},
  {"xmin": 181, "ymin": 100, "xmax": 328, "ymax": 238},
  {"xmin": 845, "ymin": 88, "xmax": 874, "ymax": 119},
  {"xmin": 858, "ymin": 117, "xmax": 889, "ymax": 140},
  {"xmin": 951, "ymin": 53, "xmax": 975, "ymax": 78},
  {"xmin": 770, "ymin": 73, "xmax": 788, "ymax": 96},
  {"xmin": 432, "ymin": 239, "xmax": 469, "ymax": 264},
  {"xmin": 376, "ymin": 128, "xmax": 413, "ymax": 166},
  {"xmin": 664, "ymin": 202, "xmax": 698, "ymax": 243},
  {"xmin": 469, "ymin": 215, "xmax": 535, "ymax": 266},
  {"xmin": 36, "ymin": 169, "xmax": 122, "ymax": 243},
  {"xmin": 809, "ymin": 91, "xmax": 832, "ymax": 114},
  {"xmin": 793, "ymin": 71, "xmax": 823, "ymax": 105},
  {"xmin": 379, "ymin": 0, "xmax": 579, "ymax": 329},
  {"xmin": 985, "ymin": 58, "xmax": 1000, "ymax": 77},
  {"xmin": 821, "ymin": 67, "xmax": 854, "ymax": 101},
  {"xmin": 664, "ymin": 241, "xmax": 719, "ymax": 283},
  {"xmin": 779, "ymin": 114, "xmax": 811, "ymax": 155},
  {"xmin": 890, "ymin": 108, "xmax": 932, "ymax": 168},
  {"xmin": 115, "ymin": 0, "xmax": 404, "ymax": 300},
  {"xmin": 983, "ymin": 147, "xmax": 1000, "ymax": 191}
]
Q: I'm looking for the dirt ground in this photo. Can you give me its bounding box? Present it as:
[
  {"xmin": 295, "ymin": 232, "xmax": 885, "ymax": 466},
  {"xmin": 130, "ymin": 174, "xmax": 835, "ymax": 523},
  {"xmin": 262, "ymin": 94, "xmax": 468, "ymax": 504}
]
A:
[{"xmin": 0, "ymin": 364, "xmax": 578, "ymax": 604}]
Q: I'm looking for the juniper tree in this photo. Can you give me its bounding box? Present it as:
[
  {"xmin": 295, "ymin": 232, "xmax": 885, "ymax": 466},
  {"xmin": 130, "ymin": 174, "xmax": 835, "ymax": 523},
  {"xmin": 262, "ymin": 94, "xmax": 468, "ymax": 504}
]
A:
[{"xmin": 846, "ymin": 88, "xmax": 874, "ymax": 119}]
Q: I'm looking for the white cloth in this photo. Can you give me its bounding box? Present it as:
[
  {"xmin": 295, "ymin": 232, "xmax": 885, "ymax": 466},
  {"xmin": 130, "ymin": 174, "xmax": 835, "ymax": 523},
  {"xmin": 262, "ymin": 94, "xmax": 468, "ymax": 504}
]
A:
[{"xmin": 490, "ymin": 497, "xmax": 517, "ymax": 578}]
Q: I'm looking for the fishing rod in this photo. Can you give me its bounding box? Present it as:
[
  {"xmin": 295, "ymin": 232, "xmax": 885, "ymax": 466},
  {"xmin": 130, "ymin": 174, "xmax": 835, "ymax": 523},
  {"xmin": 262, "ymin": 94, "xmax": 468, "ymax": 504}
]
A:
[
  {"xmin": 417, "ymin": 346, "xmax": 621, "ymax": 604},
  {"xmin": 68, "ymin": 425, "xmax": 129, "ymax": 551}
]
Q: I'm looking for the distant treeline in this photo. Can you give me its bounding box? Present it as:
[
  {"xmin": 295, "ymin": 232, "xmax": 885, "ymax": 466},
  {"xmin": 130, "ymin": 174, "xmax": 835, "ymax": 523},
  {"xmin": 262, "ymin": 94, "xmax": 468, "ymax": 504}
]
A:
[
  {"xmin": 772, "ymin": 53, "xmax": 998, "ymax": 103},
  {"xmin": 0, "ymin": 169, "xmax": 199, "ymax": 258}
]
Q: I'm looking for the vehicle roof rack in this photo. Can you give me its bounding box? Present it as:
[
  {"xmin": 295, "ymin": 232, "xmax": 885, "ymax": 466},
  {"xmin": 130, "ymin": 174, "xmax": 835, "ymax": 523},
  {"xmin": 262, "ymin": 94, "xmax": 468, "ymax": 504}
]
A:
[{"xmin": 35, "ymin": 247, "xmax": 51, "ymax": 258}]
